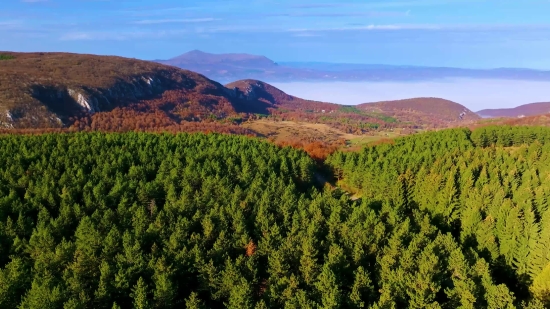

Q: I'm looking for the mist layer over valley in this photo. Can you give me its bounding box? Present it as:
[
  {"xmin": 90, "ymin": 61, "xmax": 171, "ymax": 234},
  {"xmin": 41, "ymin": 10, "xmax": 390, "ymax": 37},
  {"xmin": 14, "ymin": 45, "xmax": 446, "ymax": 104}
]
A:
[{"xmin": 270, "ymin": 78, "xmax": 550, "ymax": 111}]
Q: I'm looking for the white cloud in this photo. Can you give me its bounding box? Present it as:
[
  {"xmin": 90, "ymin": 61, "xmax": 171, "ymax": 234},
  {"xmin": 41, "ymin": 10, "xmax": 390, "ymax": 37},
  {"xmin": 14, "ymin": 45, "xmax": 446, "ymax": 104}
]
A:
[
  {"xmin": 133, "ymin": 18, "xmax": 218, "ymax": 24},
  {"xmin": 122, "ymin": 6, "xmax": 203, "ymax": 17},
  {"xmin": 287, "ymin": 24, "xmax": 441, "ymax": 32},
  {"xmin": 59, "ymin": 29, "xmax": 188, "ymax": 41},
  {"xmin": 292, "ymin": 32, "xmax": 323, "ymax": 37},
  {"xmin": 286, "ymin": 24, "xmax": 550, "ymax": 33},
  {"xmin": 0, "ymin": 20, "xmax": 23, "ymax": 29},
  {"xmin": 289, "ymin": 0, "xmax": 477, "ymax": 10},
  {"xmin": 60, "ymin": 33, "xmax": 93, "ymax": 40}
]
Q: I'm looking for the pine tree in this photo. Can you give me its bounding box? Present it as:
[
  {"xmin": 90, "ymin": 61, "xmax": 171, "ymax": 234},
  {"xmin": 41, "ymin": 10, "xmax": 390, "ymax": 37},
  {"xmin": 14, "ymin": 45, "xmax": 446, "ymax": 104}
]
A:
[
  {"xmin": 349, "ymin": 266, "xmax": 373, "ymax": 308},
  {"xmin": 18, "ymin": 276, "xmax": 64, "ymax": 309},
  {"xmin": 185, "ymin": 292, "xmax": 205, "ymax": 309},
  {"xmin": 0, "ymin": 258, "xmax": 29, "ymax": 308},
  {"xmin": 131, "ymin": 277, "xmax": 150, "ymax": 309},
  {"xmin": 315, "ymin": 264, "xmax": 341, "ymax": 309},
  {"xmin": 300, "ymin": 237, "xmax": 319, "ymax": 285},
  {"xmin": 226, "ymin": 279, "xmax": 253, "ymax": 309},
  {"xmin": 530, "ymin": 263, "xmax": 550, "ymax": 305}
]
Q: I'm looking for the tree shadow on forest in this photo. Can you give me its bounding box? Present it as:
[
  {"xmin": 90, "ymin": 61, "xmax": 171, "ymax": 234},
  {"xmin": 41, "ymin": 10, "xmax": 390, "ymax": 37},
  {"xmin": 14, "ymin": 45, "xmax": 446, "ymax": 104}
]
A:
[{"xmin": 461, "ymin": 234, "xmax": 532, "ymax": 301}]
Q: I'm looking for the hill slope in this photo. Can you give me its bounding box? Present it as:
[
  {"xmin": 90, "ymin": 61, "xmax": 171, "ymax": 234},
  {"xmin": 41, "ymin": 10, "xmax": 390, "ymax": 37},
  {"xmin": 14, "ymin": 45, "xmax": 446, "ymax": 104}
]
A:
[
  {"xmin": 0, "ymin": 53, "xmax": 392, "ymax": 133},
  {"xmin": 225, "ymin": 79, "xmax": 338, "ymax": 111},
  {"xmin": 477, "ymin": 102, "xmax": 550, "ymax": 118},
  {"xmin": 0, "ymin": 52, "xmax": 478, "ymax": 134},
  {"xmin": 358, "ymin": 97, "xmax": 480, "ymax": 126},
  {"xmin": 225, "ymin": 79, "xmax": 406, "ymax": 133},
  {"xmin": 0, "ymin": 51, "xmax": 242, "ymax": 129}
]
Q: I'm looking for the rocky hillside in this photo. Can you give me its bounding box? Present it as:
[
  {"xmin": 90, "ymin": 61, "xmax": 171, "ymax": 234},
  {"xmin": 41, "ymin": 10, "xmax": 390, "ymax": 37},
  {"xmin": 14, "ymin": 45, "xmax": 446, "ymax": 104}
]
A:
[
  {"xmin": 358, "ymin": 97, "xmax": 480, "ymax": 126},
  {"xmin": 477, "ymin": 102, "xmax": 550, "ymax": 118},
  {"xmin": 225, "ymin": 79, "xmax": 339, "ymax": 112},
  {"xmin": 0, "ymin": 52, "xmax": 240, "ymax": 129}
]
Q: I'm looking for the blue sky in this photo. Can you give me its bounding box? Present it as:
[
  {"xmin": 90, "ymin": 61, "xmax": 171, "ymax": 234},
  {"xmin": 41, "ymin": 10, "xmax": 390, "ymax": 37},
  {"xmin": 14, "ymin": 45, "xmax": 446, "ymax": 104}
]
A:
[{"xmin": 2, "ymin": 0, "xmax": 550, "ymax": 69}]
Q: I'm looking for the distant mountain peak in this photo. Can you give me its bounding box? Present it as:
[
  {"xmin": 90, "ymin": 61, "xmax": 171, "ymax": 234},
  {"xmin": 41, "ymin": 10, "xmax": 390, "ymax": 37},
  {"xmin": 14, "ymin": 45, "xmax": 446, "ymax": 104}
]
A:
[
  {"xmin": 183, "ymin": 49, "xmax": 208, "ymax": 56},
  {"xmin": 162, "ymin": 50, "xmax": 277, "ymax": 69}
]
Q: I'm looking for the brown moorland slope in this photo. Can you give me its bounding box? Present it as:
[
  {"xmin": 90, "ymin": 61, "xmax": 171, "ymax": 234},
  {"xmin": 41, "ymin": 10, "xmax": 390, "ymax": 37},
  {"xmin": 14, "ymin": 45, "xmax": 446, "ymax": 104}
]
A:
[
  {"xmin": 358, "ymin": 97, "xmax": 480, "ymax": 127},
  {"xmin": 0, "ymin": 51, "xmax": 240, "ymax": 129},
  {"xmin": 477, "ymin": 102, "xmax": 550, "ymax": 118}
]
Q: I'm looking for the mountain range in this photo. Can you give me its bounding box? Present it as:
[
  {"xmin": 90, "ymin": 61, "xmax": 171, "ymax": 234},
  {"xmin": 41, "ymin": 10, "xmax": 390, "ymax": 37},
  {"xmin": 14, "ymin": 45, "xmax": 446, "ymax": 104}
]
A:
[
  {"xmin": 0, "ymin": 51, "xmax": 479, "ymax": 133},
  {"xmin": 157, "ymin": 50, "xmax": 550, "ymax": 83},
  {"xmin": 5, "ymin": 50, "xmax": 550, "ymax": 143}
]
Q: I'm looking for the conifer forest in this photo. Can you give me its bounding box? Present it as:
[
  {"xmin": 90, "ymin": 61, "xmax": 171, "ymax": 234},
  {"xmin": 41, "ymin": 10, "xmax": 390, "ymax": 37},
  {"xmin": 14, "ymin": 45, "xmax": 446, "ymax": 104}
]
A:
[{"xmin": 1, "ymin": 126, "xmax": 550, "ymax": 308}]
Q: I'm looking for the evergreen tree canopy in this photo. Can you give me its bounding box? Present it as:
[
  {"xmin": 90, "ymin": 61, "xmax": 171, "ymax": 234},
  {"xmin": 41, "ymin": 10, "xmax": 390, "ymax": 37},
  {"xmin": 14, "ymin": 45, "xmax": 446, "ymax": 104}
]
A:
[{"xmin": 1, "ymin": 127, "xmax": 550, "ymax": 308}]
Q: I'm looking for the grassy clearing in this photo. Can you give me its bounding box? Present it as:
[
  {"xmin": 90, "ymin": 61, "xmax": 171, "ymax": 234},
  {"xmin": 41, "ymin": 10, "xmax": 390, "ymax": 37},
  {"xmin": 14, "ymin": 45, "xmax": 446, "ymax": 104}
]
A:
[
  {"xmin": 242, "ymin": 119, "xmax": 409, "ymax": 148},
  {"xmin": 242, "ymin": 120, "xmax": 356, "ymax": 144},
  {"xmin": 347, "ymin": 131, "xmax": 402, "ymax": 146}
]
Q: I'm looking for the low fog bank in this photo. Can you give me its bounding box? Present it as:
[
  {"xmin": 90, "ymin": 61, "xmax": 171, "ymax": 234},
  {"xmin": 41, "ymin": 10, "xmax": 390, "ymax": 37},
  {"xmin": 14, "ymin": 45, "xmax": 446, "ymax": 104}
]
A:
[{"xmin": 271, "ymin": 79, "xmax": 550, "ymax": 111}]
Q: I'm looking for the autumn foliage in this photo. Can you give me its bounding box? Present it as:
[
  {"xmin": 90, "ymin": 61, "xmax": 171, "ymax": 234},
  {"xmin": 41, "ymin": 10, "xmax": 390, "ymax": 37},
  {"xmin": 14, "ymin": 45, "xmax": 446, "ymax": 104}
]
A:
[{"xmin": 275, "ymin": 139, "xmax": 344, "ymax": 162}]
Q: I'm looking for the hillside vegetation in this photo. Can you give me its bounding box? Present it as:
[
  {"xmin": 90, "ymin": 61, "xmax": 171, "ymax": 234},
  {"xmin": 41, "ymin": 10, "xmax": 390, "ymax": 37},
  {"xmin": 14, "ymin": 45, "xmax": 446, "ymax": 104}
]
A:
[
  {"xmin": 1, "ymin": 127, "xmax": 550, "ymax": 307},
  {"xmin": 0, "ymin": 52, "xmax": 239, "ymax": 129},
  {"xmin": 359, "ymin": 97, "xmax": 480, "ymax": 126},
  {"xmin": 225, "ymin": 81, "xmax": 476, "ymax": 133},
  {"xmin": 225, "ymin": 79, "xmax": 403, "ymax": 133}
]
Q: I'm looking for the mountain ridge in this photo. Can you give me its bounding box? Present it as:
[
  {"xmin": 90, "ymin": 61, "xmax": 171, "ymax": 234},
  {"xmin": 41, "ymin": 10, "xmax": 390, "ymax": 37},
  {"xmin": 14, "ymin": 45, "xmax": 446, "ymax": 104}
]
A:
[
  {"xmin": 157, "ymin": 50, "xmax": 550, "ymax": 83},
  {"xmin": 477, "ymin": 102, "xmax": 550, "ymax": 118},
  {"xmin": 159, "ymin": 50, "xmax": 278, "ymax": 69},
  {"xmin": 0, "ymin": 51, "xmax": 482, "ymax": 133}
]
